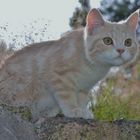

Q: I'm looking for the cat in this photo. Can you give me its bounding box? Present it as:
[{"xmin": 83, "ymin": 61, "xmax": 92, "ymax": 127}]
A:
[{"xmin": 0, "ymin": 9, "xmax": 139, "ymax": 119}]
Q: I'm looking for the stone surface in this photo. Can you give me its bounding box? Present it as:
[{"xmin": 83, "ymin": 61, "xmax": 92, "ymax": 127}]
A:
[
  {"xmin": 0, "ymin": 109, "xmax": 39, "ymax": 140},
  {"xmin": 35, "ymin": 116, "xmax": 140, "ymax": 140},
  {"xmin": 0, "ymin": 108, "xmax": 140, "ymax": 140}
]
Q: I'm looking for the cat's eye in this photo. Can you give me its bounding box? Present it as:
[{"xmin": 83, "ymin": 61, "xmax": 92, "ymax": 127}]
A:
[
  {"xmin": 124, "ymin": 39, "xmax": 132, "ymax": 47},
  {"xmin": 103, "ymin": 37, "xmax": 113, "ymax": 45}
]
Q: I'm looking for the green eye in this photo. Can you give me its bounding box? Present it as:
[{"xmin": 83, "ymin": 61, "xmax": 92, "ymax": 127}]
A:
[
  {"xmin": 103, "ymin": 37, "xmax": 113, "ymax": 45},
  {"xmin": 124, "ymin": 39, "xmax": 132, "ymax": 47}
]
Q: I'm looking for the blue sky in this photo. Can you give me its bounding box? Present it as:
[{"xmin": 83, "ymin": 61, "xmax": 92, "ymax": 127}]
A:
[{"xmin": 0, "ymin": 0, "xmax": 100, "ymax": 47}]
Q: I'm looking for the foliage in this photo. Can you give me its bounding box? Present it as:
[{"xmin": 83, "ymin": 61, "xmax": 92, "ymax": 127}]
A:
[
  {"xmin": 69, "ymin": 0, "xmax": 90, "ymax": 29},
  {"xmin": 92, "ymin": 79, "xmax": 140, "ymax": 121},
  {"xmin": 100, "ymin": 0, "xmax": 140, "ymax": 22},
  {"xmin": 0, "ymin": 103, "xmax": 32, "ymax": 121}
]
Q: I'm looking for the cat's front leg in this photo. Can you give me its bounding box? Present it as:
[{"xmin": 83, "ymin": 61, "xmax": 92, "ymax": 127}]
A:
[
  {"xmin": 56, "ymin": 96, "xmax": 93, "ymax": 119},
  {"xmin": 53, "ymin": 89, "xmax": 81, "ymax": 118},
  {"xmin": 74, "ymin": 89, "xmax": 93, "ymax": 119},
  {"xmin": 52, "ymin": 83, "xmax": 93, "ymax": 118}
]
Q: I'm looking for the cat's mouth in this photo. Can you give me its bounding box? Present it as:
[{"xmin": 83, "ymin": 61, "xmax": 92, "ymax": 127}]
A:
[
  {"xmin": 115, "ymin": 56, "xmax": 124, "ymax": 61},
  {"xmin": 97, "ymin": 52, "xmax": 132, "ymax": 66},
  {"xmin": 115, "ymin": 53, "xmax": 131, "ymax": 62},
  {"xmin": 112, "ymin": 54, "xmax": 132, "ymax": 66},
  {"xmin": 114, "ymin": 51, "xmax": 125, "ymax": 57},
  {"xmin": 105, "ymin": 55, "xmax": 128, "ymax": 66},
  {"xmin": 114, "ymin": 54, "xmax": 124, "ymax": 60}
]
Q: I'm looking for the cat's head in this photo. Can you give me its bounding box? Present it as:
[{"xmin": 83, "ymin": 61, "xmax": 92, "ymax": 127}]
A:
[{"xmin": 84, "ymin": 8, "xmax": 139, "ymax": 66}]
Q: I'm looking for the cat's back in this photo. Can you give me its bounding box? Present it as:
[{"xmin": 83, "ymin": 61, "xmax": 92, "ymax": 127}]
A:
[
  {"xmin": 0, "ymin": 28, "xmax": 84, "ymax": 78},
  {"xmin": 4, "ymin": 28, "xmax": 83, "ymax": 64}
]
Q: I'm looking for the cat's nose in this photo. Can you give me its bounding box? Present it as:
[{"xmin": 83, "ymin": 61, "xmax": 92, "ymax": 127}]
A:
[{"xmin": 116, "ymin": 49, "xmax": 125, "ymax": 54}]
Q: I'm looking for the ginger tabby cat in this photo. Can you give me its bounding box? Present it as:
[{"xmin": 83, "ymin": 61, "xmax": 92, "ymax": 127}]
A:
[{"xmin": 0, "ymin": 9, "xmax": 139, "ymax": 119}]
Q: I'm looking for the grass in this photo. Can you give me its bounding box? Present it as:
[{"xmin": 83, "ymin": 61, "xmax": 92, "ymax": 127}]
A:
[{"xmin": 92, "ymin": 79, "xmax": 140, "ymax": 121}]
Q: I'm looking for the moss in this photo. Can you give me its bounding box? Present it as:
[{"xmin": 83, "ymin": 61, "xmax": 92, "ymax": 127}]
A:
[
  {"xmin": 0, "ymin": 103, "xmax": 32, "ymax": 121},
  {"xmin": 47, "ymin": 125, "xmax": 97, "ymax": 140},
  {"xmin": 135, "ymin": 124, "xmax": 140, "ymax": 131},
  {"xmin": 18, "ymin": 106, "xmax": 32, "ymax": 120}
]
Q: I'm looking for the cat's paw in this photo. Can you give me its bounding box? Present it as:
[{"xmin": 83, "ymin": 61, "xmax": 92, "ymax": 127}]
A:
[
  {"xmin": 81, "ymin": 108, "xmax": 93, "ymax": 119},
  {"xmin": 70, "ymin": 108, "xmax": 83, "ymax": 118}
]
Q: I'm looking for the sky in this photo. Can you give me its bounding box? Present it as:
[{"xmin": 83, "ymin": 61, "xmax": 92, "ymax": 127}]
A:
[{"xmin": 0, "ymin": 0, "xmax": 100, "ymax": 48}]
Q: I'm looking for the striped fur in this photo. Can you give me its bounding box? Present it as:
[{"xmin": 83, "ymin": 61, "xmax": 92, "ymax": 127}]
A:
[{"xmin": 0, "ymin": 9, "xmax": 139, "ymax": 119}]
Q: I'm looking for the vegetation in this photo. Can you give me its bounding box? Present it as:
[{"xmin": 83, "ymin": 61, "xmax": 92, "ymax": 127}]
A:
[
  {"xmin": 92, "ymin": 78, "xmax": 140, "ymax": 121},
  {"xmin": 100, "ymin": 0, "xmax": 140, "ymax": 21},
  {"xmin": 69, "ymin": 0, "xmax": 90, "ymax": 29},
  {"xmin": 0, "ymin": 103, "xmax": 32, "ymax": 121}
]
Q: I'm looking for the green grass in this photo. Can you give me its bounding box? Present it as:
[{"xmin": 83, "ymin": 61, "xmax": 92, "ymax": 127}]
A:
[{"xmin": 92, "ymin": 79, "xmax": 140, "ymax": 121}]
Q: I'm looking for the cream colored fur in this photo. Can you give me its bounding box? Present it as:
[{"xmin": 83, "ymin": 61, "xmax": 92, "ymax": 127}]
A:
[{"xmin": 0, "ymin": 9, "xmax": 139, "ymax": 119}]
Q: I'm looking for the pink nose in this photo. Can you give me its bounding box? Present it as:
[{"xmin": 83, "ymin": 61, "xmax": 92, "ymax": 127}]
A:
[{"xmin": 116, "ymin": 49, "xmax": 125, "ymax": 54}]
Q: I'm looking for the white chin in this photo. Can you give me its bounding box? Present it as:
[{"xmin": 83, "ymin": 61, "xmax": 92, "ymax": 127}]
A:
[
  {"xmin": 106, "ymin": 58, "xmax": 126, "ymax": 66},
  {"xmin": 96, "ymin": 54, "xmax": 131, "ymax": 66},
  {"xmin": 111, "ymin": 56, "xmax": 131, "ymax": 66},
  {"xmin": 113, "ymin": 59, "xmax": 125, "ymax": 66}
]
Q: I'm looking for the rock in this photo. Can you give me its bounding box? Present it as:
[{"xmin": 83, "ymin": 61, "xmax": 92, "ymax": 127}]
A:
[
  {"xmin": 0, "ymin": 108, "xmax": 140, "ymax": 140},
  {"xmin": 0, "ymin": 109, "xmax": 39, "ymax": 140},
  {"xmin": 35, "ymin": 116, "xmax": 140, "ymax": 140},
  {"xmin": 0, "ymin": 106, "xmax": 140, "ymax": 140}
]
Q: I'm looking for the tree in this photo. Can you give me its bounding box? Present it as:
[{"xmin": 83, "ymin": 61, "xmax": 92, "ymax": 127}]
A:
[
  {"xmin": 70, "ymin": 0, "xmax": 140, "ymax": 34},
  {"xmin": 69, "ymin": 0, "xmax": 90, "ymax": 29},
  {"xmin": 100, "ymin": 0, "xmax": 140, "ymax": 22}
]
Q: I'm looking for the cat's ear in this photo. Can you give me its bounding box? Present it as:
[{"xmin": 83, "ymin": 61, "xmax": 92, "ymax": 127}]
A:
[
  {"xmin": 126, "ymin": 9, "xmax": 139, "ymax": 30},
  {"xmin": 86, "ymin": 8, "xmax": 104, "ymax": 35}
]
